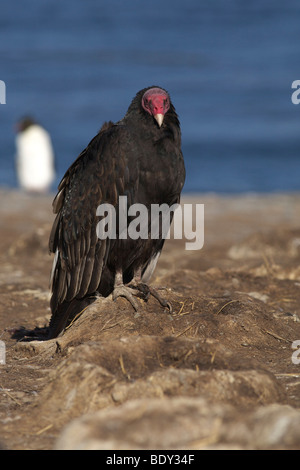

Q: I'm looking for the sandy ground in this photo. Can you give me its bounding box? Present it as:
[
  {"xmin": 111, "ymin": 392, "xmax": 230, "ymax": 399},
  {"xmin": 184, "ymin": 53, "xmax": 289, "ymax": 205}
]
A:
[{"xmin": 1, "ymin": 189, "xmax": 300, "ymax": 450}]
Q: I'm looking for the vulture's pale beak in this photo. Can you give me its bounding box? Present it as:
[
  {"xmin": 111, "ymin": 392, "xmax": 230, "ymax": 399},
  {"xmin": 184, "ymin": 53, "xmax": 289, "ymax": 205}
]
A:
[{"xmin": 154, "ymin": 113, "xmax": 164, "ymax": 127}]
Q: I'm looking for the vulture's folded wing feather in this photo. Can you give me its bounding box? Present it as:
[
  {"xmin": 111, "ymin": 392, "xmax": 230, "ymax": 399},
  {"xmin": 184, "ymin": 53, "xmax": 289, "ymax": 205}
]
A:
[{"xmin": 49, "ymin": 122, "xmax": 137, "ymax": 332}]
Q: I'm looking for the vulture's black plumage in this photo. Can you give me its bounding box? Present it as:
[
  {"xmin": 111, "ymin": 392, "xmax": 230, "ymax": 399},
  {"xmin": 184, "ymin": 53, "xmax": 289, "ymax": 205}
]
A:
[{"xmin": 48, "ymin": 86, "xmax": 185, "ymax": 338}]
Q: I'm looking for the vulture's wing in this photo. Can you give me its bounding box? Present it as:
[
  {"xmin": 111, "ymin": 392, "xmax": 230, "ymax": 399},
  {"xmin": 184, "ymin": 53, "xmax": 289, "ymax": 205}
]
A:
[{"xmin": 48, "ymin": 122, "xmax": 137, "ymax": 332}]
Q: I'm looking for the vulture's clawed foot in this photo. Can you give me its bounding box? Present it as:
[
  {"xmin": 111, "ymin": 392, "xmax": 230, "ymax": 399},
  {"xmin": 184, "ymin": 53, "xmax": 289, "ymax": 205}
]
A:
[
  {"xmin": 130, "ymin": 281, "xmax": 172, "ymax": 312},
  {"xmin": 147, "ymin": 285, "xmax": 172, "ymax": 313},
  {"xmin": 112, "ymin": 285, "xmax": 141, "ymax": 311},
  {"xmin": 128, "ymin": 281, "xmax": 150, "ymax": 300},
  {"xmin": 113, "ymin": 280, "xmax": 172, "ymax": 313}
]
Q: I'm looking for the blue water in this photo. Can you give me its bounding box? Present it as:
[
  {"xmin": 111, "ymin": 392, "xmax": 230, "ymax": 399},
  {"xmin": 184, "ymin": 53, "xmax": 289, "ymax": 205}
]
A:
[{"xmin": 1, "ymin": 0, "xmax": 300, "ymax": 194}]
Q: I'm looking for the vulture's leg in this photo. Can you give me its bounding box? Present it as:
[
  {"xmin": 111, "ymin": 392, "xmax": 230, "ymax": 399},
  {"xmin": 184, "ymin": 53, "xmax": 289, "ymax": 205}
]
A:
[
  {"xmin": 112, "ymin": 270, "xmax": 141, "ymax": 311},
  {"xmin": 112, "ymin": 268, "xmax": 172, "ymax": 313},
  {"xmin": 129, "ymin": 268, "xmax": 173, "ymax": 313}
]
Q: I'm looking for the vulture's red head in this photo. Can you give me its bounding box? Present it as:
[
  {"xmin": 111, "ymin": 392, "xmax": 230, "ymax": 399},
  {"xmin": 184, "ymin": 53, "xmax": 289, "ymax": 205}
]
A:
[{"xmin": 141, "ymin": 87, "xmax": 170, "ymax": 127}]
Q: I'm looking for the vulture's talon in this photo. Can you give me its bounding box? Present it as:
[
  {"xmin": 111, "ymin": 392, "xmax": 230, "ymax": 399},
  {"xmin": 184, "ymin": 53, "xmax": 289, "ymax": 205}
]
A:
[
  {"xmin": 147, "ymin": 285, "xmax": 172, "ymax": 312},
  {"xmin": 112, "ymin": 286, "xmax": 140, "ymax": 311},
  {"xmin": 113, "ymin": 282, "xmax": 172, "ymax": 314},
  {"xmin": 165, "ymin": 302, "xmax": 173, "ymax": 314},
  {"xmin": 128, "ymin": 282, "xmax": 150, "ymax": 301}
]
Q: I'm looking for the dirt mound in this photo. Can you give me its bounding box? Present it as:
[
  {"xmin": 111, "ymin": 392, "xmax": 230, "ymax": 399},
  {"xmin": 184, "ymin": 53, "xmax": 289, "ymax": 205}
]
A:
[
  {"xmin": 1, "ymin": 191, "xmax": 300, "ymax": 450},
  {"xmin": 55, "ymin": 398, "xmax": 300, "ymax": 450}
]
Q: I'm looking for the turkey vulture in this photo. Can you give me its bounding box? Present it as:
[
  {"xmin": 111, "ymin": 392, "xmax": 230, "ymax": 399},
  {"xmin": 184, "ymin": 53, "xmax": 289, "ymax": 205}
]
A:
[{"xmin": 48, "ymin": 86, "xmax": 185, "ymax": 338}]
